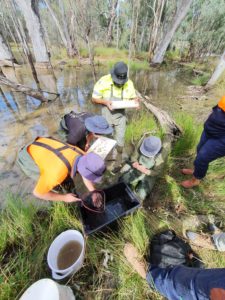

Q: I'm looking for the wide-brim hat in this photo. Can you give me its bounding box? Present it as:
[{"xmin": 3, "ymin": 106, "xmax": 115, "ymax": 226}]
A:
[
  {"xmin": 140, "ymin": 136, "xmax": 162, "ymax": 158},
  {"xmin": 77, "ymin": 152, "xmax": 106, "ymax": 183},
  {"xmin": 85, "ymin": 115, "xmax": 113, "ymax": 135},
  {"xmin": 110, "ymin": 61, "xmax": 128, "ymax": 85}
]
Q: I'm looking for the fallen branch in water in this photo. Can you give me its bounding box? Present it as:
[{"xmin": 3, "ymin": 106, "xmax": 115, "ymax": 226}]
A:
[{"xmin": 0, "ymin": 71, "xmax": 59, "ymax": 102}]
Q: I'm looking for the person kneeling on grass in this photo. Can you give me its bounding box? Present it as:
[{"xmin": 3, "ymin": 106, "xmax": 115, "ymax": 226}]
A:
[
  {"xmin": 17, "ymin": 137, "xmax": 106, "ymax": 204},
  {"xmin": 181, "ymin": 95, "xmax": 225, "ymax": 188},
  {"xmin": 119, "ymin": 136, "xmax": 167, "ymax": 201},
  {"xmin": 124, "ymin": 230, "xmax": 225, "ymax": 300}
]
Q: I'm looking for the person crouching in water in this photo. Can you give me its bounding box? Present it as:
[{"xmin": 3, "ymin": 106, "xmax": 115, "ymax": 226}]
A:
[{"xmin": 181, "ymin": 95, "xmax": 225, "ymax": 188}]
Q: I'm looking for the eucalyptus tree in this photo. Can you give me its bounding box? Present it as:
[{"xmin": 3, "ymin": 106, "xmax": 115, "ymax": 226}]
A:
[
  {"xmin": 42, "ymin": 0, "xmax": 78, "ymax": 57},
  {"xmin": 106, "ymin": 0, "xmax": 118, "ymax": 46},
  {"xmin": 15, "ymin": 0, "xmax": 50, "ymax": 65},
  {"xmin": 207, "ymin": 50, "xmax": 225, "ymax": 86},
  {"xmin": 152, "ymin": 0, "xmax": 193, "ymax": 64}
]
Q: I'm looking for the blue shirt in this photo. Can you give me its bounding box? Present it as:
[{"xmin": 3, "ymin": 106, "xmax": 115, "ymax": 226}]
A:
[{"xmin": 204, "ymin": 106, "xmax": 225, "ymax": 138}]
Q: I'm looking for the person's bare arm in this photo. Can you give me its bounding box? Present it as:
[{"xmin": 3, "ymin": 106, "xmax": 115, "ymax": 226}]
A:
[
  {"xmin": 92, "ymin": 97, "xmax": 113, "ymax": 110},
  {"xmin": 132, "ymin": 162, "xmax": 151, "ymax": 175},
  {"xmin": 81, "ymin": 176, "xmax": 96, "ymax": 192},
  {"xmin": 33, "ymin": 190, "xmax": 81, "ymax": 203}
]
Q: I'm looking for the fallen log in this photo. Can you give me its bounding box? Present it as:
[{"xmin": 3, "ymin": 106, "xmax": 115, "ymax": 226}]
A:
[
  {"xmin": 137, "ymin": 92, "xmax": 182, "ymax": 139},
  {"xmin": 0, "ymin": 73, "xmax": 59, "ymax": 102}
]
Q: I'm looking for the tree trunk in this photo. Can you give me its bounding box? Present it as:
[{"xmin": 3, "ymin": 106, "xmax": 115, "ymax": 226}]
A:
[
  {"xmin": 0, "ymin": 33, "xmax": 13, "ymax": 61},
  {"xmin": 148, "ymin": 0, "xmax": 166, "ymax": 61},
  {"xmin": 15, "ymin": 0, "xmax": 50, "ymax": 64},
  {"xmin": 206, "ymin": 50, "xmax": 225, "ymax": 86},
  {"xmin": 151, "ymin": 0, "xmax": 192, "ymax": 64},
  {"xmin": 59, "ymin": 0, "xmax": 78, "ymax": 57},
  {"xmin": 128, "ymin": 0, "xmax": 136, "ymax": 74},
  {"xmin": 106, "ymin": 0, "xmax": 118, "ymax": 46}
]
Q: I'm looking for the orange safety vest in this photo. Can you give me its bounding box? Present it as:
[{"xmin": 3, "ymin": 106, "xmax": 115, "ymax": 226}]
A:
[
  {"xmin": 218, "ymin": 95, "xmax": 225, "ymax": 112},
  {"xmin": 28, "ymin": 137, "xmax": 84, "ymax": 194}
]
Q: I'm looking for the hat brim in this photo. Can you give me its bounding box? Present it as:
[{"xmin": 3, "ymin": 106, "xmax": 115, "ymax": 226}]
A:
[
  {"xmin": 110, "ymin": 70, "xmax": 128, "ymax": 85},
  {"xmin": 85, "ymin": 118, "xmax": 113, "ymax": 135},
  {"xmin": 139, "ymin": 143, "xmax": 161, "ymax": 158},
  {"xmin": 77, "ymin": 156, "xmax": 103, "ymax": 183}
]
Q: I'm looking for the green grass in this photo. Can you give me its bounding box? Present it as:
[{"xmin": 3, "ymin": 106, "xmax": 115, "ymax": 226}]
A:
[
  {"xmin": 191, "ymin": 73, "xmax": 210, "ymax": 86},
  {"xmin": 172, "ymin": 113, "xmax": 202, "ymax": 157},
  {"xmin": 125, "ymin": 111, "xmax": 161, "ymax": 144},
  {"xmin": 1, "ymin": 109, "xmax": 225, "ymax": 299}
]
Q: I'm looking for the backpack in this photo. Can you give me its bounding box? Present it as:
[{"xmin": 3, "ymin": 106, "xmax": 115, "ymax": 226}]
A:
[
  {"xmin": 16, "ymin": 144, "xmax": 40, "ymax": 181},
  {"xmin": 149, "ymin": 230, "xmax": 204, "ymax": 269}
]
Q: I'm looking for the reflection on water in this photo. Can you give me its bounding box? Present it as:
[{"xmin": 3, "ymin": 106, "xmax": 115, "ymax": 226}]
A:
[{"xmin": 0, "ymin": 65, "xmax": 214, "ymax": 202}]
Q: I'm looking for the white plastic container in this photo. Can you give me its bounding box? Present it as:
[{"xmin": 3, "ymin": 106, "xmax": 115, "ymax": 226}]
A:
[
  {"xmin": 47, "ymin": 230, "xmax": 85, "ymax": 280},
  {"xmin": 19, "ymin": 278, "xmax": 75, "ymax": 300},
  {"xmin": 111, "ymin": 100, "xmax": 139, "ymax": 110}
]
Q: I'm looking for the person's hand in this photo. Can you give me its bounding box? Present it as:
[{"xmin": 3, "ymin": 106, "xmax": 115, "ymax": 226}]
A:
[
  {"xmin": 84, "ymin": 143, "xmax": 90, "ymax": 152},
  {"xmin": 132, "ymin": 161, "xmax": 140, "ymax": 169},
  {"xmin": 106, "ymin": 100, "xmax": 113, "ymax": 111},
  {"xmin": 63, "ymin": 193, "xmax": 81, "ymax": 203},
  {"xmin": 134, "ymin": 98, "xmax": 140, "ymax": 110},
  {"xmin": 132, "ymin": 162, "xmax": 150, "ymax": 175},
  {"xmin": 91, "ymin": 192, "xmax": 103, "ymax": 208}
]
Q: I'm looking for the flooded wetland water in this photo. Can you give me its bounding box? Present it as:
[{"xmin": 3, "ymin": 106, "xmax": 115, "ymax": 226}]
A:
[{"xmin": 0, "ymin": 64, "xmax": 218, "ymax": 203}]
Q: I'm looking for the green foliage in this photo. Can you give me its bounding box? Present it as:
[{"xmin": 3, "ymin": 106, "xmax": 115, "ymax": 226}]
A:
[
  {"xmin": 191, "ymin": 73, "xmax": 210, "ymax": 86},
  {"xmin": 125, "ymin": 111, "xmax": 160, "ymax": 144},
  {"xmin": 165, "ymin": 49, "xmax": 181, "ymax": 61},
  {"xmin": 172, "ymin": 114, "xmax": 202, "ymax": 157}
]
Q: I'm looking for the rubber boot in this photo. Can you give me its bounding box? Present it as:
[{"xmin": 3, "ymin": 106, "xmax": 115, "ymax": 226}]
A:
[{"xmin": 181, "ymin": 177, "xmax": 200, "ymax": 188}]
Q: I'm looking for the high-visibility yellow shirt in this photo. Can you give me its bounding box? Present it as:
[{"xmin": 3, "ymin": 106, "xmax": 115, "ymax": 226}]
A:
[
  {"xmin": 92, "ymin": 74, "xmax": 136, "ymax": 100},
  {"xmin": 28, "ymin": 137, "xmax": 84, "ymax": 194}
]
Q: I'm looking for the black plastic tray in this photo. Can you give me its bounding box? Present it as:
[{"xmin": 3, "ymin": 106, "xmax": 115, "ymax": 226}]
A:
[{"xmin": 79, "ymin": 182, "xmax": 141, "ymax": 235}]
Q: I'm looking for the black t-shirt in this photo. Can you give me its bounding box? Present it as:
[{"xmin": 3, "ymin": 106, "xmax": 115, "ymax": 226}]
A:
[
  {"xmin": 64, "ymin": 111, "xmax": 93, "ymax": 145},
  {"xmin": 204, "ymin": 106, "xmax": 225, "ymax": 138}
]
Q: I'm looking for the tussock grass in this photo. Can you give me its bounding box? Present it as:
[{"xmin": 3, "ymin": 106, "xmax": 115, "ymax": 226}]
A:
[
  {"xmin": 125, "ymin": 111, "xmax": 160, "ymax": 144},
  {"xmin": 172, "ymin": 113, "xmax": 202, "ymax": 157},
  {"xmin": 191, "ymin": 73, "xmax": 210, "ymax": 86}
]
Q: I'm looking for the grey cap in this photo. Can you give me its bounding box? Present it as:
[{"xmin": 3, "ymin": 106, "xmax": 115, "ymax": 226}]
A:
[
  {"xmin": 140, "ymin": 136, "xmax": 162, "ymax": 158},
  {"xmin": 110, "ymin": 61, "xmax": 128, "ymax": 85}
]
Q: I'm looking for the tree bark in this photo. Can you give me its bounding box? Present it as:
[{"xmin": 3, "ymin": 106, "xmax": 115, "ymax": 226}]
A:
[
  {"xmin": 106, "ymin": 0, "xmax": 118, "ymax": 46},
  {"xmin": 0, "ymin": 33, "xmax": 13, "ymax": 61},
  {"xmin": 59, "ymin": 1, "xmax": 78, "ymax": 57},
  {"xmin": 15, "ymin": 0, "xmax": 50, "ymax": 64},
  {"xmin": 148, "ymin": 0, "xmax": 166, "ymax": 61},
  {"xmin": 151, "ymin": 0, "xmax": 193, "ymax": 64},
  {"xmin": 206, "ymin": 50, "xmax": 225, "ymax": 86}
]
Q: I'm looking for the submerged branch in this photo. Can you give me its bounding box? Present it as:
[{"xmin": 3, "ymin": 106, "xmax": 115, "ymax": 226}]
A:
[{"xmin": 0, "ymin": 72, "xmax": 59, "ymax": 102}]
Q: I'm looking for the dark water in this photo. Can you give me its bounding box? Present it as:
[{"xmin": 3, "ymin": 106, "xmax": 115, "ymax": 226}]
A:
[{"xmin": 0, "ymin": 64, "xmax": 217, "ymax": 203}]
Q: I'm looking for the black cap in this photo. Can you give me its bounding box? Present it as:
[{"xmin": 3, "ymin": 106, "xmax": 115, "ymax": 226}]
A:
[{"xmin": 110, "ymin": 61, "xmax": 128, "ymax": 85}]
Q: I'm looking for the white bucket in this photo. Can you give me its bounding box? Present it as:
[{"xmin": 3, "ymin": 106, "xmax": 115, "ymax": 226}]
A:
[
  {"xmin": 47, "ymin": 230, "xmax": 85, "ymax": 280},
  {"xmin": 19, "ymin": 278, "xmax": 75, "ymax": 300}
]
